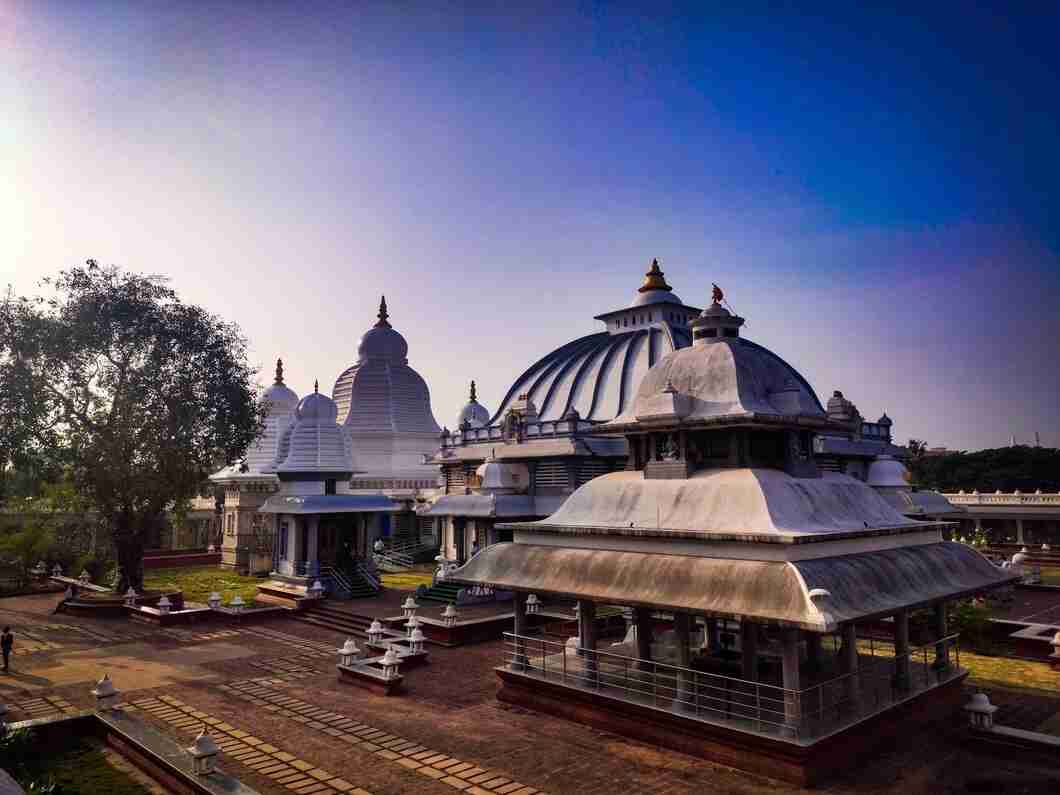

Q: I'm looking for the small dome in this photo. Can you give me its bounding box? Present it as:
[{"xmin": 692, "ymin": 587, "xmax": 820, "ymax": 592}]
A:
[
  {"xmin": 878, "ymin": 413, "xmax": 893, "ymax": 426},
  {"xmin": 866, "ymin": 455, "xmax": 910, "ymax": 488},
  {"xmin": 457, "ymin": 381, "xmax": 491, "ymax": 429},
  {"xmin": 630, "ymin": 258, "xmax": 684, "ymax": 307},
  {"xmin": 630, "ymin": 289, "xmax": 684, "ymax": 307},
  {"xmin": 297, "ymin": 384, "xmax": 339, "ymax": 424},
  {"xmin": 475, "ymin": 454, "xmax": 529, "ymax": 493},
  {"xmin": 262, "ymin": 358, "xmax": 299, "ymax": 413},
  {"xmin": 272, "ymin": 381, "xmax": 352, "ymax": 473},
  {"xmin": 701, "ymin": 302, "xmax": 732, "ymax": 318},
  {"xmin": 357, "ymin": 296, "xmax": 410, "ymax": 363}
]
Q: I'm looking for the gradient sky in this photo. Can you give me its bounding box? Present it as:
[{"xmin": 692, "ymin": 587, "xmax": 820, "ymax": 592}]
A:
[{"xmin": 3, "ymin": 1, "xmax": 1059, "ymax": 451}]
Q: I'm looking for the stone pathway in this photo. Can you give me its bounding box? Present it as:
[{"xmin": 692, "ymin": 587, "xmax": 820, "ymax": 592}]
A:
[
  {"xmin": 219, "ymin": 677, "xmax": 546, "ymax": 795},
  {"xmin": 125, "ymin": 694, "xmax": 373, "ymax": 795},
  {"xmin": 8, "ymin": 692, "xmax": 79, "ymax": 720}
]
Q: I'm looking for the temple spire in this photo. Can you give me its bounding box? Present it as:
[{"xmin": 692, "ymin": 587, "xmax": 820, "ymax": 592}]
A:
[
  {"xmin": 638, "ymin": 258, "xmax": 673, "ymax": 293},
  {"xmin": 376, "ymin": 295, "xmax": 391, "ymax": 327},
  {"xmin": 469, "ymin": 380, "xmax": 477, "ymax": 402},
  {"xmin": 314, "ymin": 379, "xmax": 319, "ymax": 394},
  {"xmin": 274, "ymin": 358, "xmax": 284, "ymax": 384}
]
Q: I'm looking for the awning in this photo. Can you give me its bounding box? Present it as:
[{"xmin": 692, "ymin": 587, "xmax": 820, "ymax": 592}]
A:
[
  {"xmin": 423, "ymin": 494, "xmax": 567, "ymax": 518},
  {"xmin": 448, "ymin": 541, "xmax": 1017, "ymax": 631},
  {"xmin": 258, "ymin": 495, "xmax": 398, "ymax": 515}
]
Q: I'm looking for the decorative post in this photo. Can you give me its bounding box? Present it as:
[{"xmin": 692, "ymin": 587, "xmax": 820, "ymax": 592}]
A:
[
  {"xmin": 404, "ymin": 615, "xmax": 420, "ymax": 638},
  {"xmin": 525, "ymin": 593, "xmax": 540, "ymax": 614},
  {"xmin": 338, "ymin": 638, "xmax": 360, "ymax": 667},
  {"xmin": 380, "ymin": 647, "xmax": 401, "ymax": 680},
  {"xmin": 964, "ymin": 692, "xmax": 998, "ymax": 730},
  {"xmin": 207, "ymin": 592, "xmax": 221, "ymax": 610},
  {"xmin": 229, "ymin": 595, "xmax": 245, "ymax": 614},
  {"xmin": 402, "ymin": 596, "xmax": 419, "ymax": 619},
  {"xmin": 409, "ymin": 627, "xmax": 425, "ymax": 654},
  {"xmin": 78, "ymin": 569, "xmax": 91, "ymax": 586},
  {"xmin": 367, "ymin": 619, "xmax": 384, "ymax": 646},
  {"xmin": 124, "ymin": 587, "xmax": 138, "ymax": 607},
  {"xmin": 31, "ymin": 561, "xmax": 47, "ymax": 580},
  {"xmin": 91, "ymin": 673, "xmax": 120, "ymax": 712},
  {"xmin": 1049, "ymin": 631, "xmax": 1060, "ymax": 671},
  {"xmin": 157, "ymin": 595, "xmax": 172, "ymax": 616},
  {"xmin": 51, "ymin": 564, "xmax": 63, "ymax": 577},
  {"xmin": 308, "ymin": 580, "xmax": 324, "ymax": 599},
  {"xmin": 441, "ymin": 603, "xmax": 458, "ymax": 627},
  {"xmin": 186, "ymin": 724, "xmax": 219, "ymax": 775}
]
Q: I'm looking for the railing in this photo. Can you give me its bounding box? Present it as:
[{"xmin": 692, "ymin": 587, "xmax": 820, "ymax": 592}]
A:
[
  {"xmin": 501, "ymin": 632, "xmax": 963, "ymax": 743},
  {"xmin": 353, "ymin": 559, "xmax": 382, "ymax": 592},
  {"xmin": 441, "ymin": 418, "xmax": 600, "ymax": 448},
  {"xmin": 321, "ymin": 566, "xmax": 355, "ymax": 596},
  {"xmin": 945, "ymin": 492, "xmax": 1060, "ymax": 506}
]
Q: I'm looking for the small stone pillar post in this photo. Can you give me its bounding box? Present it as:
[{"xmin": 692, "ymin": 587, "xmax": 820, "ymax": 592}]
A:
[
  {"xmin": 894, "ymin": 609, "xmax": 911, "ymax": 690},
  {"xmin": 512, "ymin": 592, "xmax": 529, "ymax": 670},
  {"xmin": 633, "ymin": 607, "xmax": 653, "ymax": 667},
  {"xmin": 781, "ymin": 628, "xmax": 802, "ymax": 734},
  {"xmin": 673, "ymin": 612, "xmax": 693, "ymax": 708},
  {"xmin": 933, "ymin": 602, "xmax": 950, "ymax": 670},
  {"xmin": 740, "ymin": 620, "xmax": 758, "ymax": 682},
  {"xmin": 577, "ymin": 600, "xmax": 598, "ymax": 684},
  {"xmin": 842, "ymin": 623, "xmax": 861, "ymax": 714}
]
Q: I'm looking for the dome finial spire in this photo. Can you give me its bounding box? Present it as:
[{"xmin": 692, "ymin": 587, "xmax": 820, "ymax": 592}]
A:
[
  {"xmin": 469, "ymin": 380, "xmax": 477, "ymax": 402},
  {"xmin": 275, "ymin": 358, "xmax": 284, "ymax": 385},
  {"xmin": 376, "ymin": 295, "xmax": 391, "ymax": 328},
  {"xmin": 314, "ymin": 379, "xmax": 319, "ymax": 394},
  {"xmin": 638, "ymin": 258, "xmax": 673, "ymax": 293}
]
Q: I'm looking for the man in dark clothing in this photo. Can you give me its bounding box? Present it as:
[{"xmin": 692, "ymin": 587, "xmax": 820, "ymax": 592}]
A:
[{"xmin": 1, "ymin": 626, "xmax": 12, "ymax": 672}]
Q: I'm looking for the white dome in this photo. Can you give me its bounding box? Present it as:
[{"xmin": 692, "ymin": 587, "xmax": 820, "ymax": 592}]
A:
[
  {"xmin": 615, "ymin": 336, "xmax": 823, "ymax": 425},
  {"xmin": 866, "ymin": 456, "xmax": 910, "ymax": 488},
  {"xmin": 475, "ymin": 457, "xmax": 529, "ymax": 494},
  {"xmin": 457, "ymin": 381, "xmax": 491, "ymax": 429},
  {"xmin": 629, "ymin": 289, "xmax": 684, "ymax": 307},
  {"xmin": 239, "ymin": 359, "xmax": 300, "ymax": 474},
  {"xmin": 271, "ymin": 386, "xmax": 352, "ymax": 473}
]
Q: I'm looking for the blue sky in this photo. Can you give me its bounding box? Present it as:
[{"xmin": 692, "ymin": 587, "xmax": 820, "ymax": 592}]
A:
[{"xmin": 3, "ymin": 1, "xmax": 1058, "ymax": 450}]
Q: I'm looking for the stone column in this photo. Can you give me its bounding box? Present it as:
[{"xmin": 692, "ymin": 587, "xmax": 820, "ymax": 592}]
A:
[
  {"xmin": 289, "ymin": 517, "xmax": 303, "ymax": 575},
  {"xmin": 781, "ymin": 628, "xmax": 802, "ymax": 733},
  {"xmin": 894, "ymin": 610, "xmax": 911, "ymax": 690},
  {"xmin": 842, "ymin": 623, "xmax": 861, "ymax": 714},
  {"xmin": 577, "ymin": 601, "xmax": 598, "ymax": 685},
  {"xmin": 1016, "ymin": 518, "xmax": 1025, "ymax": 545},
  {"xmin": 933, "ymin": 602, "xmax": 949, "ymax": 670},
  {"xmin": 974, "ymin": 517, "xmax": 983, "ymax": 532},
  {"xmin": 741, "ymin": 620, "xmax": 758, "ymax": 681},
  {"xmin": 705, "ymin": 618, "xmax": 720, "ymax": 653},
  {"xmin": 512, "ymin": 592, "xmax": 528, "ymax": 670},
  {"xmin": 634, "ymin": 607, "xmax": 653, "ymax": 665},
  {"xmin": 673, "ymin": 612, "xmax": 693, "ymax": 708},
  {"xmin": 306, "ymin": 516, "xmax": 320, "ymax": 577}
]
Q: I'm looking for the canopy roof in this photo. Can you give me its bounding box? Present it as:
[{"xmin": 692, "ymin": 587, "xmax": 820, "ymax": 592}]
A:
[
  {"xmin": 259, "ymin": 494, "xmax": 397, "ymax": 514},
  {"xmin": 450, "ymin": 541, "xmax": 1017, "ymax": 630},
  {"xmin": 423, "ymin": 494, "xmax": 566, "ymax": 518}
]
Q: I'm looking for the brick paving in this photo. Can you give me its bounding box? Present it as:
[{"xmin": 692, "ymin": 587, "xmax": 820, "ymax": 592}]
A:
[{"xmin": 3, "ymin": 590, "xmax": 1060, "ymax": 794}]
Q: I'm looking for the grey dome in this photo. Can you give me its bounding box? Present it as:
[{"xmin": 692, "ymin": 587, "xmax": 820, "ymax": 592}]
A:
[
  {"xmin": 491, "ymin": 325, "xmax": 694, "ymax": 424},
  {"xmin": 617, "ymin": 337, "xmax": 824, "ymax": 424},
  {"xmin": 271, "ymin": 388, "xmax": 352, "ymax": 473},
  {"xmin": 630, "ymin": 289, "xmax": 684, "ymax": 308},
  {"xmin": 458, "ymin": 400, "xmax": 491, "ymax": 428},
  {"xmin": 333, "ymin": 297, "xmax": 440, "ymax": 434},
  {"xmin": 296, "ymin": 389, "xmax": 338, "ymax": 423}
]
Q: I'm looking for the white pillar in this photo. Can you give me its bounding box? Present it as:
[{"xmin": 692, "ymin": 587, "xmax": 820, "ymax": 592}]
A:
[
  {"xmin": 306, "ymin": 516, "xmax": 320, "ymax": 576},
  {"xmin": 1016, "ymin": 519, "xmax": 1025, "ymax": 545},
  {"xmin": 781, "ymin": 628, "xmax": 801, "ymax": 732},
  {"xmin": 512, "ymin": 592, "xmax": 528, "ymax": 670},
  {"xmin": 933, "ymin": 602, "xmax": 949, "ymax": 669},
  {"xmin": 578, "ymin": 601, "xmax": 597, "ymax": 684}
]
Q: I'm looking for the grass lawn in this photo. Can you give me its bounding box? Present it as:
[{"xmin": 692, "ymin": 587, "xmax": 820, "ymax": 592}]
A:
[
  {"xmin": 381, "ymin": 571, "xmax": 434, "ymax": 590},
  {"xmin": 1041, "ymin": 566, "xmax": 1060, "ymax": 586},
  {"xmin": 143, "ymin": 565, "xmax": 262, "ymax": 605},
  {"xmin": 857, "ymin": 638, "xmax": 1060, "ymax": 695}
]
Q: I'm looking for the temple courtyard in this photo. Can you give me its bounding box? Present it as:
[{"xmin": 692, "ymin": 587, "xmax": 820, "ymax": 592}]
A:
[{"xmin": 2, "ymin": 590, "xmax": 1060, "ymax": 794}]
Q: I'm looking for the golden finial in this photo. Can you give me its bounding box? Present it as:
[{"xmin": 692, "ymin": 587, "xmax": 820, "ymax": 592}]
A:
[
  {"xmin": 638, "ymin": 258, "xmax": 673, "ymax": 293},
  {"xmin": 376, "ymin": 295, "xmax": 391, "ymax": 327},
  {"xmin": 275, "ymin": 358, "xmax": 284, "ymax": 384},
  {"xmin": 469, "ymin": 380, "xmax": 477, "ymax": 402}
]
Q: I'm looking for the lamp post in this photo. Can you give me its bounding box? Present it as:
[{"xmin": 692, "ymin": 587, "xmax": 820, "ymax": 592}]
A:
[
  {"xmin": 92, "ymin": 673, "xmax": 120, "ymax": 712},
  {"xmin": 964, "ymin": 692, "xmax": 998, "ymax": 730},
  {"xmin": 338, "ymin": 638, "xmax": 360, "ymax": 667},
  {"xmin": 308, "ymin": 580, "xmax": 324, "ymax": 599},
  {"xmin": 409, "ymin": 628, "xmax": 425, "ymax": 654},
  {"xmin": 207, "ymin": 592, "xmax": 221, "ymax": 610},
  {"xmin": 229, "ymin": 595, "xmax": 245, "ymax": 614},
  {"xmin": 186, "ymin": 724, "xmax": 219, "ymax": 775},
  {"xmin": 51, "ymin": 564, "xmax": 63, "ymax": 577},
  {"xmin": 78, "ymin": 569, "xmax": 91, "ymax": 586},
  {"xmin": 124, "ymin": 587, "xmax": 137, "ymax": 607},
  {"xmin": 526, "ymin": 593, "xmax": 540, "ymax": 614},
  {"xmin": 157, "ymin": 595, "xmax": 172, "ymax": 615},
  {"xmin": 404, "ymin": 616, "xmax": 420, "ymax": 639}
]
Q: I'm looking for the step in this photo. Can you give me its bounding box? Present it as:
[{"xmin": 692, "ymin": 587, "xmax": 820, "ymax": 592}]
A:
[{"xmin": 291, "ymin": 614, "xmax": 369, "ymax": 638}]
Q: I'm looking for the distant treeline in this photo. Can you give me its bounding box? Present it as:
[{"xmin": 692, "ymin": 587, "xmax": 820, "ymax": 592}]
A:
[{"xmin": 908, "ymin": 446, "xmax": 1060, "ymax": 493}]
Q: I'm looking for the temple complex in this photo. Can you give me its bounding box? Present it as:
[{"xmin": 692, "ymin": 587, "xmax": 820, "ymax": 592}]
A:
[
  {"xmin": 425, "ymin": 259, "xmax": 701, "ymax": 567},
  {"xmin": 450, "ymin": 285, "xmax": 1017, "ymax": 784}
]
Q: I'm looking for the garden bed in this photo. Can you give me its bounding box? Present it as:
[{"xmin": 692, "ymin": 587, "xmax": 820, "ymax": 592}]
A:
[
  {"xmin": 1, "ymin": 728, "xmax": 155, "ymax": 794},
  {"xmin": 142, "ymin": 565, "xmax": 264, "ymax": 605}
]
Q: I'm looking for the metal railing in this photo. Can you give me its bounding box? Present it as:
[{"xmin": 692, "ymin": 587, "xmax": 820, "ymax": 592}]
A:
[{"xmin": 501, "ymin": 632, "xmax": 963, "ymax": 742}]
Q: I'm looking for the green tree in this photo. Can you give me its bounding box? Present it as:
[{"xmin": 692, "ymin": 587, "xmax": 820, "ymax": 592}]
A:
[{"xmin": 0, "ymin": 261, "xmax": 263, "ymax": 591}]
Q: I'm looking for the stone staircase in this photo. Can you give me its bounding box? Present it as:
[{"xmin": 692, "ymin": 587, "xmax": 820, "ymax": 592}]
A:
[
  {"xmin": 416, "ymin": 580, "xmax": 463, "ymax": 604},
  {"xmin": 290, "ymin": 602, "xmax": 376, "ymax": 639},
  {"xmin": 323, "ymin": 563, "xmax": 381, "ymax": 600}
]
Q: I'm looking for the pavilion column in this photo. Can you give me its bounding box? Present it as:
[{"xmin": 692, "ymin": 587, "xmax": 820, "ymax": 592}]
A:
[
  {"xmin": 289, "ymin": 517, "xmax": 304, "ymax": 575},
  {"xmin": 634, "ymin": 607, "xmax": 653, "ymax": 665},
  {"xmin": 842, "ymin": 623, "xmax": 861, "ymax": 714},
  {"xmin": 781, "ymin": 628, "xmax": 802, "ymax": 733},
  {"xmin": 705, "ymin": 618, "xmax": 720, "ymax": 653},
  {"xmin": 512, "ymin": 592, "xmax": 528, "ymax": 670},
  {"xmin": 578, "ymin": 601, "xmax": 598, "ymax": 685},
  {"xmin": 974, "ymin": 518, "xmax": 983, "ymax": 532},
  {"xmin": 740, "ymin": 620, "xmax": 758, "ymax": 682},
  {"xmin": 673, "ymin": 612, "xmax": 694, "ymax": 708},
  {"xmin": 1016, "ymin": 519, "xmax": 1025, "ymax": 545},
  {"xmin": 894, "ymin": 610, "xmax": 911, "ymax": 690},
  {"xmin": 933, "ymin": 602, "xmax": 949, "ymax": 670},
  {"xmin": 805, "ymin": 632, "xmax": 822, "ymax": 671},
  {"xmin": 306, "ymin": 516, "xmax": 320, "ymax": 577}
]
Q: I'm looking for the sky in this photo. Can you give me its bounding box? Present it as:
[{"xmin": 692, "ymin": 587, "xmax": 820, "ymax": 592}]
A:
[{"xmin": 3, "ymin": 1, "xmax": 1059, "ymax": 451}]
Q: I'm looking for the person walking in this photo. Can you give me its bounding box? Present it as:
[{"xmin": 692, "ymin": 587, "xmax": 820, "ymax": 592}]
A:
[{"xmin": 1, "ymin": 626, "xmax": 13, "ymax": 673}]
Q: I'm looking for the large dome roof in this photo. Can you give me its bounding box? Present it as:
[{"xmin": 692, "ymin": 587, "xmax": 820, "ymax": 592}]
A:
[{"xmin": 333, "ymin": 296, "xmax": 441, "ymax": 435}]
